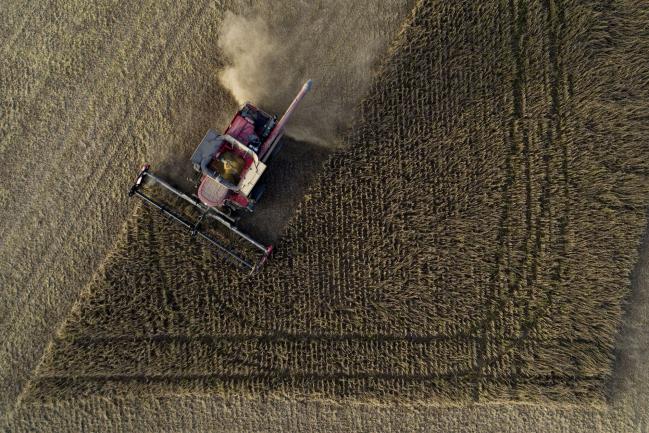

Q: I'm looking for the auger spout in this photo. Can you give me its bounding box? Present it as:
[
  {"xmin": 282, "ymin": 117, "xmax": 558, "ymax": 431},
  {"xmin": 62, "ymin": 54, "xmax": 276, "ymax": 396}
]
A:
[{"xmin": 262, "ymin": 79, "xmax": 313, "ymax": 162}]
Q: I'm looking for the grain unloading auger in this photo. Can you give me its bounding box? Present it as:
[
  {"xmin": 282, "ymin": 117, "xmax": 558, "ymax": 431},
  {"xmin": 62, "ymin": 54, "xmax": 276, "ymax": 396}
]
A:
[{"xmin": 129, "ymin": 80, "xmax": 313, "ymax": 273}]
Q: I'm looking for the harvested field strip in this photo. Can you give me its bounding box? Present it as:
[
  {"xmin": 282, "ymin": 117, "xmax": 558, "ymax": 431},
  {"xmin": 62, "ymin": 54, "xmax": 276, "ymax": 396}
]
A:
[
  {"xmin": 0, "ymin": 0, "xmax": 237, "ymax": 414},
  {"xmin": 1, "ymin": 0, "xmax": 205, "ymax": 260},
  {"xmin": 0, "ymin": 0, "xmax": 56, "ymax": 53},
  {"xmin": 1, "ymin": 0, "xmax": 153, "ymax": 323},
  {"xmin": 0, "ymin": 0, "xmax": 131, "ymax": 161},
  {"xmin": 25, "ymin": 0, "xmax": 649, "ymax": 407},
  {"xmin": 1, "ymin": 0, "xmax": 215, "ymax": 354}
]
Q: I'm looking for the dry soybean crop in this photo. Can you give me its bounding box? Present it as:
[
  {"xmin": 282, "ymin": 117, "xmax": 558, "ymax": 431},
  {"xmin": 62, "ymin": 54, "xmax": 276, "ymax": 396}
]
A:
[
  {"xmin": 22, "ymin": 0, "xmax": 649, "ymax": 406},
  {"xmin": 3, "ymin": 0, "xmax": 649, "ymax": 430}
]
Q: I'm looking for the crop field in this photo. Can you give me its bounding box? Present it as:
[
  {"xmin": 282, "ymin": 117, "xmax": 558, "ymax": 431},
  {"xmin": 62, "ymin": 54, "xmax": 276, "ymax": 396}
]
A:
[
  {"xmin": 20, "ymin": 0, "xmax": 649, "ymax": 404},
  {"xmin": 3, "ymin": 0, "xmax": 649, "ymax": 431},
  {"xmin": 0, "ymin": 0, "xmax": 410, "ymax": 418}
]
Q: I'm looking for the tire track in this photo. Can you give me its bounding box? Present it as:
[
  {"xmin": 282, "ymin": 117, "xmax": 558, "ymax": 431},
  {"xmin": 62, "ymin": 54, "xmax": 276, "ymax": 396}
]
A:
[
  {"xmin": 474, "ymin": 0, "xmax": 524, "ymax": 399},
  {"xmin": 482, "ymin": 0, "xmax": 574, "ymax": 387}
]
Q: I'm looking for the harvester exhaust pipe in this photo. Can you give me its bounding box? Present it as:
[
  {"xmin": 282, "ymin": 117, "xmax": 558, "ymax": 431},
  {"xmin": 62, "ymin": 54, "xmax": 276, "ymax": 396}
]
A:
[{"xmin": 262, "ymin": 79, "xmax": 313, "ymax": 162}]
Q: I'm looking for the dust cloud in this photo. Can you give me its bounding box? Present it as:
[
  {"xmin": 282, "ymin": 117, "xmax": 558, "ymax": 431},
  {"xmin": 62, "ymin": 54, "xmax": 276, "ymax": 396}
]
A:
[{"xmin": 216, "ymin": 8, "xmax": 389, "ymax": 147}]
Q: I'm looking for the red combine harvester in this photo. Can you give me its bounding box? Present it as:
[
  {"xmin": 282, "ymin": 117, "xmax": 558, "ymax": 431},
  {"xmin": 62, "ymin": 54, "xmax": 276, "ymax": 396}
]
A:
[{"xmin": 129, "ymin": 80, "xmax": 313, "ymax": 273}]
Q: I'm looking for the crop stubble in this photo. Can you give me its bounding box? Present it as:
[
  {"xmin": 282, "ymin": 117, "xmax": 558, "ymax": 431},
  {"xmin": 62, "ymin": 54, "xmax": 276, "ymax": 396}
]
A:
[{"xmin": 17, "ymin": 0, "xmax": 649, "ymax": 408}]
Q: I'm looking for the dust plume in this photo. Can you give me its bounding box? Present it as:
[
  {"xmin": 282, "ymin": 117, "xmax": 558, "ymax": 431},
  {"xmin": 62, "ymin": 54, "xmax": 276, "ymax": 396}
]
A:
[{"xmin": 216, "ymin": 9, "xmax": 388, "ymax": 147}]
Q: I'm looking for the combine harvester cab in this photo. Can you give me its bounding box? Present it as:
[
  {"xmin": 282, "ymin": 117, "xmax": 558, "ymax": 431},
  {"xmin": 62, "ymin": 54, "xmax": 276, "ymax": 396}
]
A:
[{"xmin": 129, "ymin": 80, "xmax": 313, "ymax": 273}]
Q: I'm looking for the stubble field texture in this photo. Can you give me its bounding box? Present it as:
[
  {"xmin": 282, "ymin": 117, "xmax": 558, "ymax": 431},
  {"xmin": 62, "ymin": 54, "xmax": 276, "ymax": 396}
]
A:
[{"xmin": 2, "ymin": 0, "xmax": 649, "ymax": 431}]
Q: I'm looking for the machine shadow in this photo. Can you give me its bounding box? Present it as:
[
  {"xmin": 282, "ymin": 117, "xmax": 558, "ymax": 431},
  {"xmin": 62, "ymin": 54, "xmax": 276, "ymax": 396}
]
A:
[
  {"xmin": 237, "ymin": 136, "xmax": 332, "ymax": 245},
  {"xmin": 608, "ymin": 209, "xmax": 649, "ymax": 404}
]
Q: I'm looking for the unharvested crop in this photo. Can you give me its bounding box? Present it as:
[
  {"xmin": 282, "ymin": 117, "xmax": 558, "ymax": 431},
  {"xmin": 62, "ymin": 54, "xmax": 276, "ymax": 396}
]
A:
[{"xmin": 22, "ymin": 0, "xmax": 649, "ymax": 407}]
